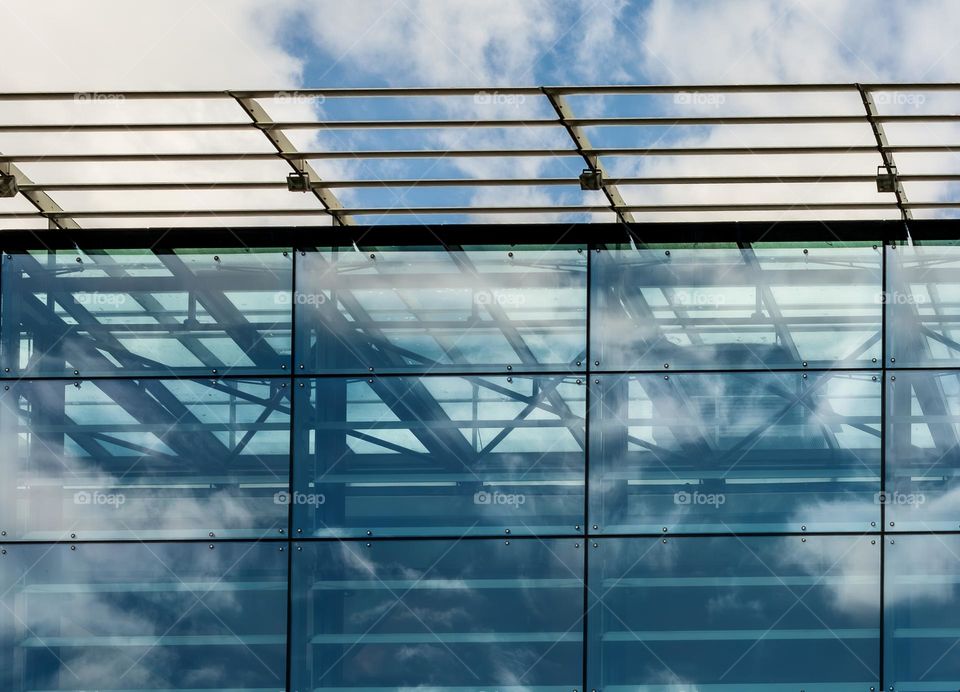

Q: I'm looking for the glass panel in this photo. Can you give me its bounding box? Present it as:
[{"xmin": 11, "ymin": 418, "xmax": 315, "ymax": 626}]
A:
[
  {"xmin": 0, "ymin": 378, "xmax": 290, "ymax": 540},
  {"xmin": 591, "ymin": 243, "xmax": 882, "ymax": 371},
  {"xmin": 590, "ymin": 371, "xmax": 881, "ymax": 533},
  {"xmin": 887, "ymin": 242, "xmax": 960, "ymax": 367},
  {"xmin": 588, "ymin": 535, "xmax": 880, "ymax": 691},
  {"xmin": 0, "ymin": 248, "xmax": 292, "ymax": 376},
  {"xmin": 290, "ymin": 538, "xmax": 583, "ymax": 692},
  {"xmin": 293, "ymin": 375, "xmax": 584, "ymax": 536},
  {"xmin": 0, "ymin": 541, "xmax": 287, "ymax": 691},
  {"xmin": 886, "ymin": 370, "xmax": 960, "ymax": 530},
  {"xmin": 295, "ymin": 245, "xmax": 586, "ymax": 373},
  {"xmin": 885, "ymin": 534, "xmax": 960, "ymax": 690}
]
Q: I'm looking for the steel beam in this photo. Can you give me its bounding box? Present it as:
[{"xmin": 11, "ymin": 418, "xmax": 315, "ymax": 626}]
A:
[{"xmin": 229, "ymin": 93, "xmax": 351, "ymax": 226}]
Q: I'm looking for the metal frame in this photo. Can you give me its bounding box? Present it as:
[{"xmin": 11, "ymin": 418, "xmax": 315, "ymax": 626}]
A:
[{"xmin": 0, "ymin": 83, "xmax": 958, "ymax": 225}]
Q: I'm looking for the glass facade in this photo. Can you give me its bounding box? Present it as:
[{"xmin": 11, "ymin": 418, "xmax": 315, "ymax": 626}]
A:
[{"xmin": 0, "ymin": 237, "xmax": 952, "ymax": 690}]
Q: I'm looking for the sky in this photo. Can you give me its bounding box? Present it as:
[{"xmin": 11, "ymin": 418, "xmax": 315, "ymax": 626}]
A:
[{"xmin": 0, "ymin": 0, "xmax": 959, "ymax": 226}]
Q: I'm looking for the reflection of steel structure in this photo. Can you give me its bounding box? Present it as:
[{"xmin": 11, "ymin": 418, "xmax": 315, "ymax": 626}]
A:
[{"xmin": 3, "ymin": 84, "xmax": 960, "ymax": 226}]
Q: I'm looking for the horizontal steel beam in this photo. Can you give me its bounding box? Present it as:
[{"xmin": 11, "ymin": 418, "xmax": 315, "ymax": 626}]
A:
[
  {"xmin": 0, "ymin": 83, "xmax": 955, "ymax": 101},
  {"xmin": 17, "ymin": 173, "xmax": 960, "ymax": 192},
  {"xmin": 6, "ymin": 144, "xmax": 955, "ymax": 163},
  {"xmin": 2, "ymin": 114, "xmax": 959, "ymax": 133},
  {"xmin": 1, "ymin": 201, "xmax": 938, "ymax": 219}
]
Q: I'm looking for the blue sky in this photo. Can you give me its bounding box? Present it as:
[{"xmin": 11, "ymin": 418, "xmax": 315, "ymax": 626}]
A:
[{"xmin": 0, "ymin": 0, "xmax": 958, "ymax": 226}]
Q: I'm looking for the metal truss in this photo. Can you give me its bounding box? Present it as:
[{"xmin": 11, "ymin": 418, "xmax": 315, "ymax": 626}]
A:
[{"xmin": 0, "ymin": 83, "xmax": 957, "ymax": 225}]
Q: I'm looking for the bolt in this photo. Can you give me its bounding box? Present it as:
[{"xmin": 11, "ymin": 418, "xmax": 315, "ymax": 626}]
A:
[
  {"xmin": 505, "ymin": 529, "xmax": 511, "ymax": 535},
  {"xmin": 70, "ymin": 533, "xmax": 76, "ymax": 539},
  {"xmin": 209, "ymin": 532, "xmax": 215, "ymax": 538},
  {"xmin": 71, "ymin": 545, "xmax": 76, "ymax": 551},
  {"xmin": 208, "ymin": 544, "xmax": 214, "ymax": 550}
]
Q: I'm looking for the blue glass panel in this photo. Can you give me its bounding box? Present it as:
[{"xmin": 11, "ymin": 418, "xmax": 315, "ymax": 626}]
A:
[
  {"xmin": 295, "ymin": 245, "xmax": 586, "ymax": 373},
  {"xmin": 591, "ymin": 243, "xmax": 882, "ymax": 371},
  {"xmin": 290, "ymin": 538, "xmax": 583, "ymax": 692},
  {"xmin": 0, "ymin": 378, "xmax": 290, "ymax": 540},
  {"xmin": 0, "ymin": 248, "xmax": 292, "ymax": 376},
  {"xmin": 293, "ymin": 375, "xmax": 584, "ymax": 536},
  {"xmin": 0, "ymin": 541, "xmax": 287, "ymax": 691},
  {"xmin": 588, "ymin": 535, "xmax": 880, "ymax": 691},
  {"xmin": 885, "ymin": 534, "xmax": 960, "ymax": 690},
  {"xmin": 887, "ymin": 242, "xmax": 960, "ymax": 367},
  {"xmin": 590, "ymin": 372, "xmax": 881, "ymax": 533},
  {"xmin": 886, "ymin": 370, "xmax": 960, "ymax": 530}
]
